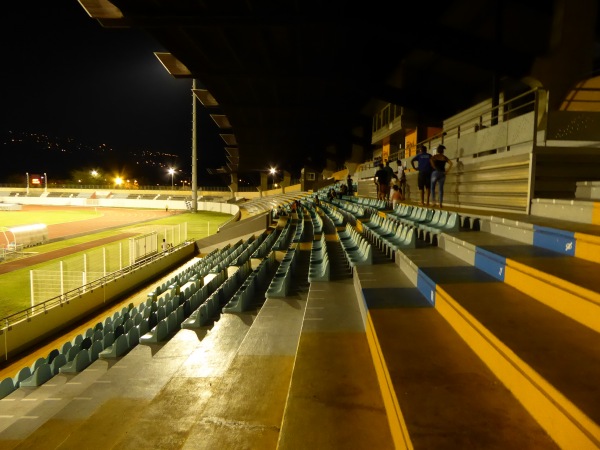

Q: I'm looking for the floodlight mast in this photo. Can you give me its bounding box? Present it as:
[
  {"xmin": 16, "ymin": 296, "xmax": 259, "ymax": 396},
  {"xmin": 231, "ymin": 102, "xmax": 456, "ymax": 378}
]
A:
[{"xmin": 191, "ymin": 78, "xmax": 198, "ymax": 213}]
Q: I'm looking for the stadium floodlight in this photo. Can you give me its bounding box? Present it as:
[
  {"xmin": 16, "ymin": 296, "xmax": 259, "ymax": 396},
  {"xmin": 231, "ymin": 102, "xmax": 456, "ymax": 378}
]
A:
[
  {"xmin": 168, "ymin": 168, "xmax": 175, "ymax": 189},
  {"xmin": 269, "ymin": 167, "xmax": 278, "ymax": 189}
]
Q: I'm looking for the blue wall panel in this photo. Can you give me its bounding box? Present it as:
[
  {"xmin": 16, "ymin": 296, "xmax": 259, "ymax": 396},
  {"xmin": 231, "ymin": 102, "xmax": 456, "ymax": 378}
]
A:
[
  {"xmin": 533, "ymin": 225, "xmax": 575, "ymax": 256},
  {"xmin": 416, "ymin": 270, "xmax": 436, "ymax": 306},
  {"xmin": 474, "ymin": 247, "xmax": 506, "ymax": 281}
]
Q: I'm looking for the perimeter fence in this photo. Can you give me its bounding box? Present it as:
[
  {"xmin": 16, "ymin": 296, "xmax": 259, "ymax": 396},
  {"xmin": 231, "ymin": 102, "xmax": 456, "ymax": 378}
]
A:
[{"xmin": 29, "ymin": 223, "xmax": 186, "ymax": 305}]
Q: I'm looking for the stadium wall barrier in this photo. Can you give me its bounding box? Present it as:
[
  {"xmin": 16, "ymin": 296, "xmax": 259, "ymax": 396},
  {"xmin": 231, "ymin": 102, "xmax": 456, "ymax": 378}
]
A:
[
  {"xmin": 0, "ymin": 194, "xmax": 240, "ymax": 216},
  {"xmin": 1, "ymin": 186, "xmax": 303, "ymax": 205}
]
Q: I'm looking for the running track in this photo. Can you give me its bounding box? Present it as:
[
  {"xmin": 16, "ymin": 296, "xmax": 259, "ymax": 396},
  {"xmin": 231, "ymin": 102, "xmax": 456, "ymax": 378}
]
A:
[{"xmin": 0, "ymin": 205, "xmax": 178, "ymax": 275}]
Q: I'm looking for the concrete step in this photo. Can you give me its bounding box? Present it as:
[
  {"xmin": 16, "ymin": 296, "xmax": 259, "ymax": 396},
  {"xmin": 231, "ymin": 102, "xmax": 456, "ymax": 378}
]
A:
[
  {"xmin": 464, "ymin": 210, "xmax": 600, "ymax": 264},
  {"xmin": 279, "ymin": 278, "xmax": 395, "ymax": 449},
  {"xmin": 354, "ymin": 262, "xmax": 559, "ymax": 449},
  {"xmin": 156, "ymin": 293, "xmax": 307, "ymax": 449},
  {"xmin": 440, "ymin": 228, "xmax": 600, "ymax": 333},
  {"xmin": 0, "ymin": 250, "xmax": 271, "ymax": 447},
  {"xmin": 324, "ymin": 240, "xmax": 352, "ymax": 280},
  {"xmin": 396, "ymin": 246, "xmax": 600, "ymax": 449}
]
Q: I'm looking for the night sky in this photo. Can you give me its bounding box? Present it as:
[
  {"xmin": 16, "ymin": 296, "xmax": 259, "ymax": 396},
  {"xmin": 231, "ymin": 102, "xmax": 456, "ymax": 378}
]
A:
[{"xmin": 1, "ymin": 2, "xmax": 225, "ymax": 184}]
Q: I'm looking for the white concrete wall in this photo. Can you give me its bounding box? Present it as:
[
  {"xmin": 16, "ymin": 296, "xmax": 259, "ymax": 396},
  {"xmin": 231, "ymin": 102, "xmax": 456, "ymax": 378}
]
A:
[{"xmin": 0, "ymin": 193, "xmax": 240, "ymax": 216}]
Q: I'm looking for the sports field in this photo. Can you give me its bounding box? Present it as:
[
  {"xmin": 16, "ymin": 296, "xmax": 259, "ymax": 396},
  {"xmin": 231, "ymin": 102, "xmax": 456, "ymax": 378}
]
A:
[{"xmin": 0, "ymin": 205, "xmax": 233, "ymax": 319}]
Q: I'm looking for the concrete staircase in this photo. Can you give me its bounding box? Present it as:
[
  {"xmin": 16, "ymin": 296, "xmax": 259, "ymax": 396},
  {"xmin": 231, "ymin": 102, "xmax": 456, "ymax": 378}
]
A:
[
  {"xmin": 353, "ymin": 205, "xmax": 600, "ymax": 449},
  {"xmin": 2, "ymin": 201, "xmax": 600, "ymax": 449}
]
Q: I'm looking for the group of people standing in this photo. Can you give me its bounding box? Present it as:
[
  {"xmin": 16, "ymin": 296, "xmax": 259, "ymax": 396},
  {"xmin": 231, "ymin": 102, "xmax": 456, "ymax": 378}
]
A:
[
  {"xmin": 374, "ymin": 160, "xmax": 406, "ymax": 207},
  {"xmin": 373, "ymin": 144, "xmax": 452, "ymax": 209},
  {"xmin": 411, "ymin": 144, "xmax": 453, "ymax": 208}
]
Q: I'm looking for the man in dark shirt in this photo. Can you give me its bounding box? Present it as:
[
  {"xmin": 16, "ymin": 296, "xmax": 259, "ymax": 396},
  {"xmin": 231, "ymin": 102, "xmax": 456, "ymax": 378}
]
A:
[
  {"xmin": 411, "ymin": 145, "xmax": 433, "ymax": 206},
  {"xmin": 374, "ymin": 163, "xmax": 390, "ymax": 201}
]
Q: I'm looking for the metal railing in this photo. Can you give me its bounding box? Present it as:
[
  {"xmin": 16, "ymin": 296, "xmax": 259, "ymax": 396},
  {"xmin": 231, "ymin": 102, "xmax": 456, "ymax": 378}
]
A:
[
  {"xmin": 419, "ymin": 88, "xmax": 539, "ymax": 152},
  {"xmin": 0, "ymin": 183, "xmax": 234, "ymax": 191},
  {"xmin": 0, "ymin": 242, "xmax": 190, "ymax": 330},
  {"xmin": 366, "ymin": 87, "xmax": 541, "ymax": 164}
]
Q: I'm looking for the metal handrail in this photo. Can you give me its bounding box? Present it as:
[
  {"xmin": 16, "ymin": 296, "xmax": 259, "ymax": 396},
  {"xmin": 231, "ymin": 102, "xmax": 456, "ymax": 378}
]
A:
[
  {"xmin": 0, "ymin": 184, "xmax": 236, "ymax": 191},
  {"xmin": 365, "ymin": 87, "xmax": 541, "ymax": 166},
  {"xmin": 417, "ymin": 88, "xmax": 539, "ymax": 151}
]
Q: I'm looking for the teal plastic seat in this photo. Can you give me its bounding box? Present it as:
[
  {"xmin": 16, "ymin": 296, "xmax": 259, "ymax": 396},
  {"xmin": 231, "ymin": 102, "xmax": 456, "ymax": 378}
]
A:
[
  {"xmin": 182, "ymin": 303, "xmax": 209, "ymax": 329},
  {"xmin": 139, "ymin": 319, "xmax": 169, "ymax": 344},
  {"xmin": 14, "ymin": 366, "xmax": 31, "ymax": 388},
  {"xmin": 31, "ymin": 357, "xmax": 47, "ymax": 372},
  {"xmin": 92, "ymin": 330, "xmax": 104, "ymax": 342},
  {"xmin": 0, "ymin": 377, "xmax": 16, "ymax": 399},
  {"xmin": 50, "ymin": 354, "xmax": 67, "ymax": 375},
  {"xmin": 89, "ymin": 340, "xmax": 104, "ymax": 362},
  {"xmin": 102, "ymin": 331, "xmax": 115, "ymax": 349},
  {"xmin": 21, "ymin": 363, "xmax": 53, "ymax": 387},
  {"xmin": 60, "ymin": 349, "xmax": 91, "ymax": 373},
  {"xmin": 136, "ymin": 316, "xmax": 149, "ymax": 334},
  {"xmin": 46, "ymin": 348, "xmax": 60, "ymax": 365},
  {"xmin": 72, "ymin": 334, "xmax": 83, "ymax": 347},
  {"xmin": 61, "ymin": 341, "xmax": 72, "ymax": 355},
  {"xmin": 66, "ymin": 344, "xmax": 81, "ymax": 362},
  {"xmin": 99, "ymin": 334, "xmax": 129, "ymax": 358},
  {"xmin": 127, "ymin": 326, "xmax": 140, "ymax": 347}
]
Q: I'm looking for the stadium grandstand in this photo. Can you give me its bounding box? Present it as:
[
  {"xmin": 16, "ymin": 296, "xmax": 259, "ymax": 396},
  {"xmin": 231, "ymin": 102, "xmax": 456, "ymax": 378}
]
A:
[{"xmin": 2, "ymin": 1, "xmax": 600, "ymax": 449}]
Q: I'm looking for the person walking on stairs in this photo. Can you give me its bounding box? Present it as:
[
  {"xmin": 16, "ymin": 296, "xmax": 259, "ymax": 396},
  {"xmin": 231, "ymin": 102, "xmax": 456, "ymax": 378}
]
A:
[
  {"xmin": 411, "ymin": 144, "xmax": 433, "ymax": 206},
  {"xmin": 430, "ymin": 144, "xmax": 453, "ymax": 208}
]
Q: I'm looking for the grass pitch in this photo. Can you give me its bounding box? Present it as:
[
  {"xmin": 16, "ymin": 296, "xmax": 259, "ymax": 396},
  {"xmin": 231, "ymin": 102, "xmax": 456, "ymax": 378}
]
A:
[{"xmin": 0, "ymin": 210, "xmax": 232, "ymax": 319}]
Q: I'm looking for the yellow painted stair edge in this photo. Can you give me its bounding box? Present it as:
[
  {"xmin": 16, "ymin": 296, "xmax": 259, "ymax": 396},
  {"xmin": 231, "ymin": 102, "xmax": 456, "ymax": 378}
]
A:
[{"xmin": 436, "ymin": 285, "xmax": 600, "ymax": 450}]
